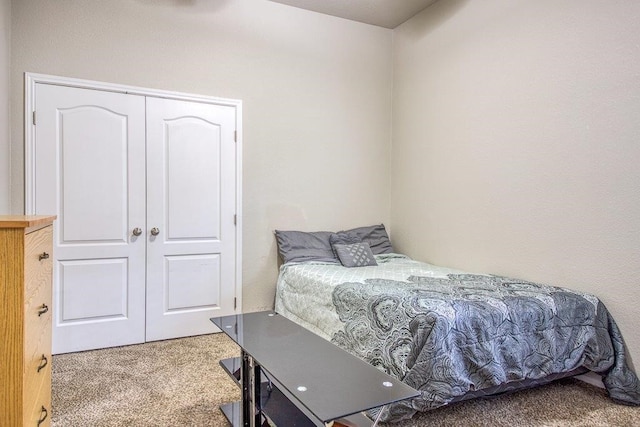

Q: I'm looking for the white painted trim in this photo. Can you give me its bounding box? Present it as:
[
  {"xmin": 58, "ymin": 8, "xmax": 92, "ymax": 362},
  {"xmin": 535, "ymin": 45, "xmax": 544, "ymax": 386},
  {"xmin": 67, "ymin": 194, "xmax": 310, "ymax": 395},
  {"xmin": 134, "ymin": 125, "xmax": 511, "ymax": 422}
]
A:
[
  {"xmin": 24, "ymin": 73, "xmax": 38, "ymax": 214},
  {"xmin": 234, "ymin": 99, "xmax": 244, "ymax": 313},
  {"xmin": 24, "ymin": 72, "xmax": 244, "ymax": 311},
  {"xmin": 25, "ymin": 72, "xmax": 242, "ymax": 106}
]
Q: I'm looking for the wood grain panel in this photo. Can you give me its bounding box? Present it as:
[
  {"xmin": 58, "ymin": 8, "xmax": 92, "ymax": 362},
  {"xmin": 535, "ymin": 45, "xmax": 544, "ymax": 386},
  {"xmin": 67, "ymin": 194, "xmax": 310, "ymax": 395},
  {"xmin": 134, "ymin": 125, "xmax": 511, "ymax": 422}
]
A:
[
  {"xmin": 0, "ymin": 228, "xmax": 26, "ymax": 426},
  {"xmin": 0, "ymin": 215, "xmax": 56, "ymax": 229}
]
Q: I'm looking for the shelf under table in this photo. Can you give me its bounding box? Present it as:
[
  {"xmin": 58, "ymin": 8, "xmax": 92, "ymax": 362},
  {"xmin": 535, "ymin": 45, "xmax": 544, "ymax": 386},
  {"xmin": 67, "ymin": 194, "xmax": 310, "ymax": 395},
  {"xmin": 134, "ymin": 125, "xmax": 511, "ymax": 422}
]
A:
[{"xmin": 212, "ymin": 311, "xmax": 419, "ymax": 426}]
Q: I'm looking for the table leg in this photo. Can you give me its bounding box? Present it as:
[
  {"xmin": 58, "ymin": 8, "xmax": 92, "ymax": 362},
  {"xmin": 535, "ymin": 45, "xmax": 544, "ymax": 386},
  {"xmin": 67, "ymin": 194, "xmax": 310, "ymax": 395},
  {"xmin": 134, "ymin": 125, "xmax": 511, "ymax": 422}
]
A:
[
  {"xmin": 371, "ymin": 406, "xmax": 386, "ymax": 427},
  {"xmin": 253, "ymin": 361, "xmax": 262, "ymax": 426},
  {"xmin": 241, "ymin": 350, "xmax": 264, "ymax": 427},
  {"xmin": 241, "ymin": 350, "xmax": 253, "ymax": 427}
]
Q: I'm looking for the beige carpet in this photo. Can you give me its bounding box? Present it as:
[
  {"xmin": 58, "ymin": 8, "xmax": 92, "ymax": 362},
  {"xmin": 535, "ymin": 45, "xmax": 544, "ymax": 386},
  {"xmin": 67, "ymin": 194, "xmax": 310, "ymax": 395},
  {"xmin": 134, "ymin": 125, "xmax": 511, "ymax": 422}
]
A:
[{"xmin": 52, "ymin": 334, "xmax": 640, "ymax": 426}]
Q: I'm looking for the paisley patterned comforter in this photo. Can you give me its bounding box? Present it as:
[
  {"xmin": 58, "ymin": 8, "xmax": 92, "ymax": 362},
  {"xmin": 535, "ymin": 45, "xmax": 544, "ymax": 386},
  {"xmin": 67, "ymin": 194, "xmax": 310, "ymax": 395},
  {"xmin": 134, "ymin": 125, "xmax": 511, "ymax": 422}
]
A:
[{"xmin": 275, "ymin": 254, "xmax": 640, "ymax": 422}]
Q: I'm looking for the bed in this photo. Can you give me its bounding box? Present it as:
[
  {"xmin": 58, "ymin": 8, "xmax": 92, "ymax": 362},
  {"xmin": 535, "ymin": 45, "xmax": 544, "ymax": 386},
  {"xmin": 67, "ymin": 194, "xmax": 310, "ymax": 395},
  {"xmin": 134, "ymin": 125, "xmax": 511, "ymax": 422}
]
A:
[{"xmin": 273, "ymin": 225, "xmax": 640, "ymax": 422}]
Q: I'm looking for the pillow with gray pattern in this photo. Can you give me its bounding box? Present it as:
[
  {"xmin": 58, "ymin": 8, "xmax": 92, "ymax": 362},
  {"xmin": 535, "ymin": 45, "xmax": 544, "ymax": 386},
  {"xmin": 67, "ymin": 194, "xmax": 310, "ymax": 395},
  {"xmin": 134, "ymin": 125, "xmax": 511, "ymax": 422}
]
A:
[
  {"xmin": 333, "ymin": 242, "xmax": 378, "ymax": 267},
  {"xmin": 338, "ymin": 224, "xmax": 394, "ymax": 255}
]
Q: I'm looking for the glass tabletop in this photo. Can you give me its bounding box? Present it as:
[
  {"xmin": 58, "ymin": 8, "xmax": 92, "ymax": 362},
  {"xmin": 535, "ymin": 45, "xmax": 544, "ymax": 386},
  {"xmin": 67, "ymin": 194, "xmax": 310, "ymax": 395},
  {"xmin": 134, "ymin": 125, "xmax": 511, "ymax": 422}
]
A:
[{"xmin": 211, "ymin": 311, "xmax": 419, "ymax": 423}]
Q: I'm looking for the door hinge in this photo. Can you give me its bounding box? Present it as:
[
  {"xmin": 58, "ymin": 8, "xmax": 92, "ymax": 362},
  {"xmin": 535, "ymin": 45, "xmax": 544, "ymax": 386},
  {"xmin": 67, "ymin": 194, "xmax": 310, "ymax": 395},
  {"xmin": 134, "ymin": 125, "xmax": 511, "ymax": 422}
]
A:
[
  {"xmin": 32, "ymin": 111, "xmax": 36, "ymax": 125},
  {"xmin": 234, "ymin": 297, "xmax": 237, "ymax": 310},
  {"xmin": 233, "ymin": 214, "xmax": 237, "ymax": 225},
  {"xmin": 234, "ymin": 130, "xmax": 237, "ymax": 142}
]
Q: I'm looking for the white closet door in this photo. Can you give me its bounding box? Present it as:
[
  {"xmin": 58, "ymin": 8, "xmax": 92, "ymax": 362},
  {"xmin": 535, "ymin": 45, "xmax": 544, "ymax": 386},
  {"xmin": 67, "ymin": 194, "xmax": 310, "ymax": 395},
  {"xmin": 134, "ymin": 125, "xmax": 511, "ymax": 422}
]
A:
[
  {"xmin": 145, "ymin": 97, "xmax": 237, "ymax": 341},
  {"xmin": 34, "ymin": 84, "xmax": 146, "ymax": 354}
]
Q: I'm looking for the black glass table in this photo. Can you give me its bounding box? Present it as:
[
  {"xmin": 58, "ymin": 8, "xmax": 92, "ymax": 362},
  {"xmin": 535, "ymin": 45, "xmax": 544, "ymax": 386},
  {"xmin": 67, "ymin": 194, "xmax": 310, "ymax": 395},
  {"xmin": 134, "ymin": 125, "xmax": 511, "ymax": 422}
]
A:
[{"xmin": 211, "ymin": 311, "xmax": 419, "ymax": 427}]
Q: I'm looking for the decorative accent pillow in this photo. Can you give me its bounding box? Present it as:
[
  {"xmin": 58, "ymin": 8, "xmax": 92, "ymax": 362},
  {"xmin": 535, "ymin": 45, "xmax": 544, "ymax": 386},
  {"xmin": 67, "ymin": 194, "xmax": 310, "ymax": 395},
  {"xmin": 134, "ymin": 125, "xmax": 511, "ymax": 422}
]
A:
[
  {"xmin": 275, "ymin": 230, "xmax": 340, "ymax": 264},
  {"xmin": 333, "ymin": 242, "xmax": 378, "ymax": 268},
  {"xmin": 339, "ymin": 224, "xmax": 394, "ymax": 255}
]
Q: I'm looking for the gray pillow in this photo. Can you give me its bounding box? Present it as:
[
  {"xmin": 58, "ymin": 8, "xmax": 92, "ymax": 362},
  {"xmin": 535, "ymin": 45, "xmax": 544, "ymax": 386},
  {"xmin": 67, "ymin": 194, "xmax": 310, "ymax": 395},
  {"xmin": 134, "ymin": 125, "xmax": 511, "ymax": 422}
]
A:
[
  {"xmin": 329, "ymin": 232, "xmax": 361, "ymax": 257},
  {"xmin": 339, "ymin": 224, "xmax": 394, "ymax": 255},
  {"xmin": 333, "ymin": 242, "xmax": 378, "ymax": 267},
  {"xmin": 275, "ymin": 230, "xmax": 340, "ymax": 264}
]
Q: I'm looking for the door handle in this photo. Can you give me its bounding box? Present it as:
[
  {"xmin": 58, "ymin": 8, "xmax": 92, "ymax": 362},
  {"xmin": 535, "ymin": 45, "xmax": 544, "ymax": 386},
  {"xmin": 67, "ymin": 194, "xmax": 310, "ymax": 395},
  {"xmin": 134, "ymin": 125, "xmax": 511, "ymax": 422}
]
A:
[
  {"xmin": 37, "ymin": 354, "xmax": 48, "ymax": 373},
  {"xmin": 150, "ymin": 227, "xmax": 160, "ymax": 236},
  {"xmin": 132, "ymin": 227, "xmax": 142, "ymax": 236},
  {"xmin": 37, "ymin": 406, "xmax": 48, "ymax": 426},
  {"xmin": 37, "ymin": 304, "xmax": 49, "ymax": 317}
]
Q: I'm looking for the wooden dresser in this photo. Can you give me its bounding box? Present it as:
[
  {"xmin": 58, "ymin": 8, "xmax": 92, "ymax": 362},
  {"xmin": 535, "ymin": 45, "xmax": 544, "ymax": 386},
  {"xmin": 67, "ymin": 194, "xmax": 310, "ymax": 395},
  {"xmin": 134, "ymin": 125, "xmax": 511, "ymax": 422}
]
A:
[{"xmin": 0, "ymin": 215, "xmax": 56, "ymax": 427}]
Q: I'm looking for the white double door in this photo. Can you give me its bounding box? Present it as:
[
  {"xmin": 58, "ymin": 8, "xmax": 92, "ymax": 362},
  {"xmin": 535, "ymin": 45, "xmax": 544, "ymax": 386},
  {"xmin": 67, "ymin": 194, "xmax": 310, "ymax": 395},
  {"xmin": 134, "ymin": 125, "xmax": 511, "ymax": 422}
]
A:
[{"xmin": 33, "ymin": 83, "xmax": 238, "ymax": 354}]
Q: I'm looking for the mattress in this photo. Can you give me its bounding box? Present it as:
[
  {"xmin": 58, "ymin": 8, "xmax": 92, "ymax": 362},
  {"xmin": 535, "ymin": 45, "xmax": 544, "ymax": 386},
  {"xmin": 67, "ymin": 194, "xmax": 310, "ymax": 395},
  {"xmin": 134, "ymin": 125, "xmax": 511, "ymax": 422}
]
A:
[{"xmin": 275, "ymin": 254, "xmax": 640, "ymax": 422}]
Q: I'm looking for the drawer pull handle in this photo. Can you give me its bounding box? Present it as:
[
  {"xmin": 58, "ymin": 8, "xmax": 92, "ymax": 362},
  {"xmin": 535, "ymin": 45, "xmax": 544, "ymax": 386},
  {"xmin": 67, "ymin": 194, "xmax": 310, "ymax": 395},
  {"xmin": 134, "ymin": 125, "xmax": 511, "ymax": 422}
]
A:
[
  {"xmin": 37, "ymin": 406, "xmax": 48, "ymax": 426},
  {"xmin": 39, "ymin": 252, "xmax": 50, "ymax": 261},
  {"xmin": 37, "ymin": 304, "xmax": 49, "ymax": 316},
  {"xmin": 37, "ymin": 354, "xmax": 48, "ymax": 372}
]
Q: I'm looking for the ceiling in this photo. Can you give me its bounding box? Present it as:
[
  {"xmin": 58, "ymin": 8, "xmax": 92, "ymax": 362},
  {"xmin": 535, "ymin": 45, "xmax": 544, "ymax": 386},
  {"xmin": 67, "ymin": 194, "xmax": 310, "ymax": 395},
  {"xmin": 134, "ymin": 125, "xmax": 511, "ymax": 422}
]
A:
[{"xmin": 269, "ymin": 0, "xmax": 439, "ymax": 29}]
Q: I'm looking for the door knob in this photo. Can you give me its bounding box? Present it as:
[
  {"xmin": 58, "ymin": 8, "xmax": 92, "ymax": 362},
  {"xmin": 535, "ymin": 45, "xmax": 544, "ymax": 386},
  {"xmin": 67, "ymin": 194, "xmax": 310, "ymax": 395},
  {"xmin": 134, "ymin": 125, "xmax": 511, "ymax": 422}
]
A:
[
  {"xmin": 132, "ymin": 228, "xmax": 142, "ymax": 236},
  {"xmin": 150, "ymin": 227, "xmax": 160, "ymax": 236}
]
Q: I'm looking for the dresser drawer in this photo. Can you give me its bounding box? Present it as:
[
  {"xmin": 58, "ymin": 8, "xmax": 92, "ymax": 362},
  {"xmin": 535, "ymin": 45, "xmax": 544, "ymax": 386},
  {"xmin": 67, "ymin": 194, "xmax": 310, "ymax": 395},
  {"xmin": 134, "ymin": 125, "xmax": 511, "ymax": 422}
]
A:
[
  {"xmin": 25, "ymin": 373, "xmax": 51, "ymax": 427},
  {"xmin": 24, "ymin": 320, "xmax": 51, "ymax": 421},
  {"xmin": 25, "ymin": 225, "xmax": 53, "ymax": 302},
  {"xmin": 24, "ymin": 271, "xmax": 52, "ymax": 362}
]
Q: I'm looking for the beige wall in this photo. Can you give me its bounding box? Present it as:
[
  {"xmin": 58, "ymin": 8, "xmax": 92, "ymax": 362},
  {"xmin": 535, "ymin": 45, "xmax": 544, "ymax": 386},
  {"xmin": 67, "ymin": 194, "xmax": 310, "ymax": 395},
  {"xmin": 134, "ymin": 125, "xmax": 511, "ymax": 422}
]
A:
[
  {"xmin": 392, "ymin": 0, "xmax": 640, "ymax": 365},
  {"xmin": 10, "ymin": 0, "xmax": 393, "ymax": 311},
  {"xmin": 0, "ymin": 0, "xmax": 9, "ymax": 213},
  {"xmin": 13, "ymin": 0, "xmax": 637, "ymax": 365}
]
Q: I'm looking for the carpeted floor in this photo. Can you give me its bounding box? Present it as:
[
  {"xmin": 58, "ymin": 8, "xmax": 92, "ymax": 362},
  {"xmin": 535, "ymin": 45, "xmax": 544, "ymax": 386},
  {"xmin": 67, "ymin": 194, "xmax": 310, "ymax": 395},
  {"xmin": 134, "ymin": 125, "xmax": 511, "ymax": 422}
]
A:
[{"xmin": 52, "ymin": 333, "xmax": 640, "ymax": 426}]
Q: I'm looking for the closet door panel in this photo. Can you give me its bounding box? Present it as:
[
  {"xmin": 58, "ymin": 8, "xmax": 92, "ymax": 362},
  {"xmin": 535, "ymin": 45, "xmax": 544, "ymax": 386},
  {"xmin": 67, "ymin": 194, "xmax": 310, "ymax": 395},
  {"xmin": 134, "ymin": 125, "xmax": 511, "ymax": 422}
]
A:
[
  {"xmin": 164, "ymin": 254, "xmax": 221, "ymax": 310},
  {"xmin": 58, "ymin": 258, "xmax": 129, "ymax": 321},
  {"xmin": 59, "ymin": 106, "xmax": 129, "ymax": 242},
  {"xmin": 165, "ymin": 117, "xmax": 221, "ymax": 240},
  {"xmin": 146, "ymin": 97, "xmax": 237, "ymax": 341},
  {"xmin": 34, "ymin": 84, "xmax": 146, "ymax": 354}
]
